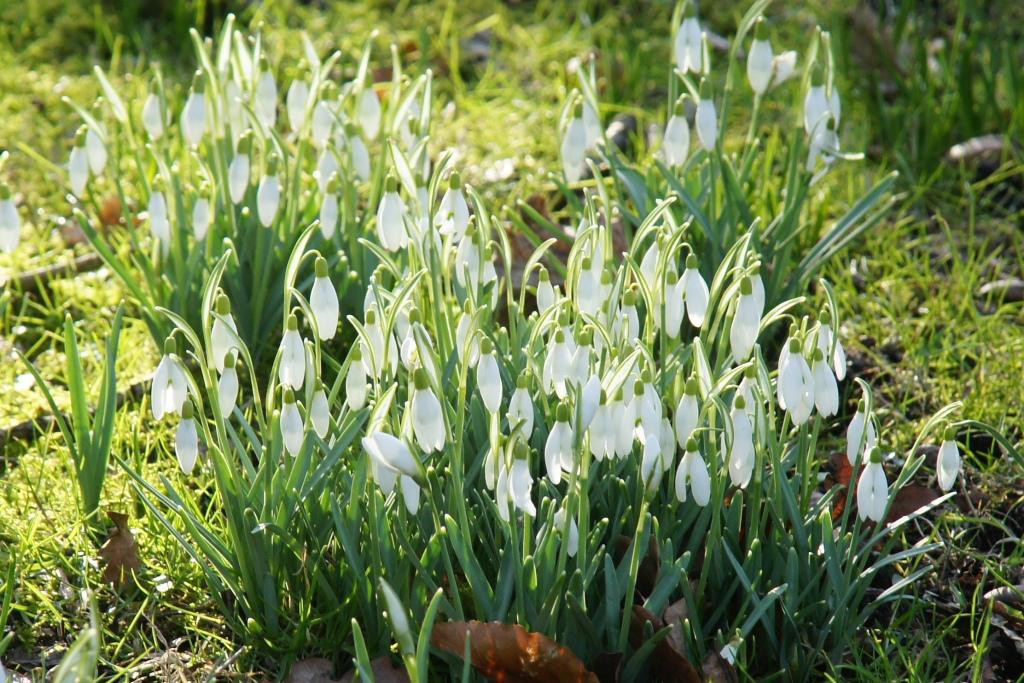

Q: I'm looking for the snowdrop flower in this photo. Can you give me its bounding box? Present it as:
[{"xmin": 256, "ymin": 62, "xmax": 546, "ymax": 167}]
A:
[
  {"xmin": 218, "ymin": 352, "xmax": 239, "ymax": 416},
  {"xmin": 223, "ymin": 81, "xmax": 244, "ymax": 141},
  {"xmin": 152, "ymin": 338, "xmax": 188, "ymax": 420},
  {"xmin": 588, "ymin": 391, "xmax": 615, "ymax": 460},
  {"xmin": 85, "ymin": 124, "xmax": 107, "ymax": 175},
  {"xmin": 278, "ymin": 314, "xmax": 306, "ymax": 390},
  {"xmin": 311, "ymin": 84, "xmax": 336, "ymax": 147},
  {"xmin": 937, "ymin": 428, "xmax": 961, "ymax": 492},
  {"xmin": 728, "ymin": 396, "xmax": 755, "ymax": 488},
  {"xmin": 542, "ymin": 329, "xmax": 573, "ymax": 397},
  {"xmin": 508, "ymin": 374, "xmax": 535, "ymax": 440},
  {"xmin": 319, "ymin": 173, "xmax": 340, "ymax": 239},
  {"xmin": 411, "ymin": 368, "xmax": 445, "ymax": 453},
  {"xmin": 286, "ymin": 77, "xmax": 309, "ymax": 133},
  {"xmin": 357, "ymin": 86, "xmax": 382, "ymax": 140},
  {"xmin": 772, "ymin": 51, "xmax": 798, "ymax": 87},
  {"xmin": 675, "ymin": 437, "xmax": 711, "ymax": 506},
  {"xmin": 280, "ymin": 389, "xmax": 304, "ymax": 456},
  {"xmin": 210, "ymin": 294, "xmax": 240, "ymax": 372},
  {"xmin": 536, "ymin": 268, "xmax": 557, "ymax": 315},
  {"xmin": 846, "ymin": 404, "xmax": 878, "ymax": 466},
  {"xmin": 256, "ymin": 155, "xmax": 281, "ymax": 227},
  {"xmin": 663, "ymin": 96, "xmax": 690, "ymax": 167},
  {"xmin": 661, "ymin": 271, "xmax": 684, "ymax": 339},
  {"xmin": 141, "ymin": 91, "xmax": 165, "ymax": 141},
  {"xmin": 695, "ymin": 80, "xmax": 718, "ymax": 152},
  {"xmin": 681, "ymin": 253, "xmax": 709, "ymax": 328},
  {"xmin": 811, "ymin": 349, "xmax": 839, "ymax": 417},
  {"xmin": 254, "ymin": 58, "xmax": 278, "ymax": 128},
  {"xmin": 437, "ymin": 171, "xmax": 470, "ymax": 242},
  {"xmin": 545, "ymin": 402, "xmax": 575, "ymax": 485},
  {"xmin": 639, "ymin": 237, "xmax": 661, "ymax": 294},
  {"xmin": 315, "ymin": 148, "xmax": 339, "ymax": 194},
  {"xmin": 344, "ymin": 123, "xmax": 372, "ymax": 182},
  {"xmin": 228, "ymin": 133, "xmax": 252, "ymax": 205},
  {"xmin": 376, "ymin": 176, "xmax": 409, "ymax": 252},
  {"xmin": 181, "ymin": 74, "xmax": 207, "ymax": 148},
  {"xmin": 554, "ymin": 507, "xmax": 580, "ymax": 557},
  {"xmin": 346, "ymin": 347, "xmax": 368, "ymax": 410},
  {"xmin": 148, "ymin": 185, "xmax": 171, "ymax": 254},
  {"xmin": 621, "ymin": 288, "xmax": 640, "ymax": 342},
  {"xmin": 674, "ymin": 378, "xmax": 700, "ymax": 449},
  {"xmin": 561, "ymin": 102, "xmax": 587, "ymax": 183},
  {"xmin": 615, "ymin": 382, "xmax": 641, "ymax": 457},
  {"xmin": 310, "ymin": 256, "xmax": 340, "ymax": 341},
  {"xmin": 674, "ymin": 4, "xmax": 703, "ymax": 74},
  {"xmin": 857, "ymin": 447, "xmax": 889, "ymax": 522},
  {"xmin": 746, "ymin": 18, "xmax": 774, "ymax": 96},
  {"xmin": 310, "ymin": 381, "xmax": 331, "ymax": 439},
  {"xmin": 68, "ymin": 127, "xmax": 89, "ymax": 196},
  {"xmin": 803, "ymin": 66, "xmax": 841, "ymax": 136},
  {"xmin": 0, "ymin": 184, "xmax": 20, "ymax": 254},
  {"xmin": 640, "ymin": 430, "xmax": 664, "ymax": 491},
  {"xmin": 806, "ymin": 117, "xmax": 840, "ymax": 172},
  {"xmin": 508, "ymin": 456, "xmax": 536, "ymax": 517},
  {"xmin": 477, "ymin": 338, "xmax": 502, "ymax": 414},
  {"xmin": 175, "ymin": 402, "xmax": 200, "ymax": 474},
  {"xmin": 362, "ymin": 431, "xmax": 421, "ymax": 514},
  {"xmin": 778, "ymin": 338, "xmax": 815, "ymax": 426},
  {"xmin": 817, "ymin": 310, "xmax": 847, "ymax": 380},
  {"xmin": 577, "ymin": 256, "xmax": 604, "ymax": 317},
  {"xmin": 729, "ymin": 277, "xmax": 761, "ymax": 363},
  {"xmin": 749, "ymin": 265, "xmax": 766, "ymax": 320},
  {"xmin": 192, "ymin": 189, "xmax": 212, "ymax": 241},
  {"xmin": 362, "ymin": 307, "xmax": 398, "ymax": 378}
]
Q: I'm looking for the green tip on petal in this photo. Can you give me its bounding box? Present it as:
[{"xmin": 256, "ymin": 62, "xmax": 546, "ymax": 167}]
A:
[
  {"xmin": 744, "ymin": 364, "xmax": 757, "ymax": 379},
  {"xmin": 579, "ymin": 328, "xmax": 593, "ymax": 346},
  {"xmin": 315, "ymin": 256, "xmax": 329, "ymax": 278},
  {"xmin": 633, "ymin": 379, "xmax": 644, "ymax": 396},
  {"xmin": 385, "ymin": 175, "xmax": 398, "ymax": 193},
  {"xmin": 686, "ymin": 437, "xmax": 698, "ymax": 452},
  {"xmin": 408, "ymin": 307, "xmax": 421, "ymax": 325},
  {"xmin": 283, "ymin": 388, "xmax": 295, "ymax": 404},
  {"xmin": 163, "ymin": 337, "xmax": 177, "ymax": 355},
  {"xmin": 581, "ymin": 256, "xmax": 592, "ymax": 270},
  {"xmin": 216, "ymin": 294, "xmax": 231, "ymax": 315},
  {"xmin": 0, "ymin": 184, "xmax": 10, "ymax": 201},
  {"xmin": 413, "ymin": 367, "xmax": 430, "ymax": 390},
  {"xmin": 572, "ymin": 100, "xmax": 583, "ymax": 119},
  {"xmin": 516, "ymin": 373, "xmax": 529, "ymax": 390},
  {"xmin": 514, "ymin": 440, "xmax": 528, "ymax": 459},
  {"xmin": 182, "ymin": 402, "xmax": 195, "ymax": 419},
  {"xmin": 788, "ymin": 337, "xmax": 801, "ymax": 353},
  {"xmin": 351, "ymin": 346, "xmax": 362, "ymax": 361},
  {"xmin": 480, "ymin": 337, "xmax": 494, "ymax": 354},
  {"xmin": 812, "ymin": 348, "xmax": 825, "ymax": 362},
  {"xmin": 449, "ymin": 171, "xmax": 462, "ymax": 190},
  {"xmin": 538, "ymin": 267, "xmax": 550, "ymax": 282},
  {"xmin": 623, "ymin": 290, "xmax": 637, "ymax": 306},
  {"xmin": 686, "ymin": 253, "xmax": 699, "ymax": 269},
  {"xmin": 554, "ymin": 329, "xmax": 565, "ymax": 343},
  {"xmin": 599, "ymin": 388, "xmax": 608, "ymax": 405},
  {"xmin": 287, "ymin": 314, "xmax": 299, "ymax": 331},
  {"xmin": 740, "ymin": 277, "xmax": 753, "ymax": 296},
  {"xmin": 74, "ymin": 126, "xmax": 88, "ymax": 146},
  {"xmin": 556, "ymin": 402, "xmax": 570, "ymax": 422},
  {"xmin": 942, "ymin": 425, "xmax": 957, "ymax": 441},
  {"xmin": 685, "ymin": 377, "xmax": 699, "ymax": 395},
  {"xmin": 868, "ymin": 446, "xmax": 883, "ymax": 464},
  {"xmin": 673, "ymin": 96, "xmax": 687, "ymax": 117},
  {"xmin": 734, "ymin": 394, "xmax": 747, "ymax": 411},
  {"xmin": 683, "ymin": 2, "xmax": 697, "ymax": 18},
  {"xmin": 820, "ymin": 309, "xmax": 832, "ymax": 325},
  {"xmin": 365, "ymin": 308, "xmax": 377, "ymax": 325},
  {"xmin": 614, "ymin": 387, "xmax": 624, "ymax": 402}
]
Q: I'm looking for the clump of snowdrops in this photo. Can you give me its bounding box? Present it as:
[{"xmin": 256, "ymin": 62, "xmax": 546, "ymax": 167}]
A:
[
  {"xmin": 535, "ymin": 1, "xmax": 896, "ymax": 316},
  {"xmin": 124, "ymin": 3, "xmax": 967, "ymax": 679},
  {"xmin": 65, "ymin": 16, "xmax": 435, "ymax": 367}
]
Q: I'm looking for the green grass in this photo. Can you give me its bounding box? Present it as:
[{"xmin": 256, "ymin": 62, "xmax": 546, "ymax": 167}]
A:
[{"xmin": 1, "ymin": 0, "xmax": 1023, "ymax": 680}]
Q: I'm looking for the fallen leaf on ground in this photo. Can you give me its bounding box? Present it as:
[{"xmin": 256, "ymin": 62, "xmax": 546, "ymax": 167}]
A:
[
  {"xmin": 628, "ymin": 606, "xmax": 701, "ymax": 683},
  {"xmin": 701, "ymin": 652, "xmax": 738, "ymax": 683},
  {"xmin": 432, "ymin": 620, "xmax": 598, "ymax": 683},
  {"xmin": 887, "ymin": 483, "xmax": 940, "ymax": 522},
  {"xmin": 99, "ymin": 511, "xmax": 141, "ymax": 586},
  {"xmin": 340, "ymin": 657, "xmax": 410, "ymax": 683}
]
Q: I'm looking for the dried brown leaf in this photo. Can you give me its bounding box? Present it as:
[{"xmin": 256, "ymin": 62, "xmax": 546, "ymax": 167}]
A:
[
  {"xmin": 701, "ymin": 652, "xmax": 738, "ymax": 683},
  {"xmin": 99, "ymin": 511, "xmax": 141, "ymax": 586},
  {"xmin": 432, "ymin": 620, "xmax": 598, "ymax": 683},
  {"xmin": 628, "ymin": 606, "xmax": 701, "ymax": 683}
]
